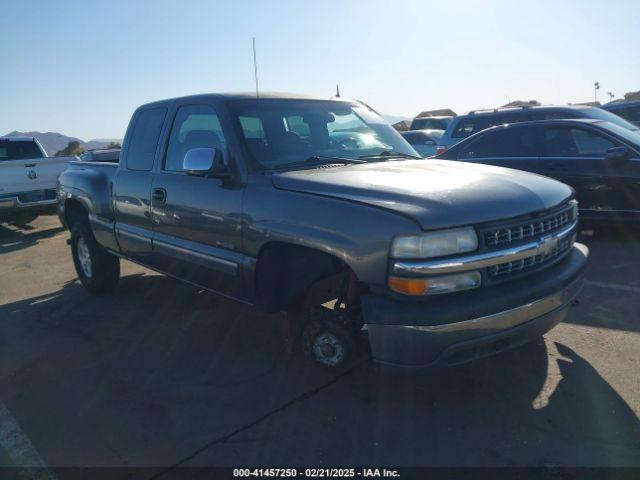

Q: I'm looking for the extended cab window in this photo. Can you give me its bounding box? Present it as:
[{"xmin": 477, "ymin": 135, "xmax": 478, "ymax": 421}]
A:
[
  {"xmin": 0, "ymin": 140, "xmax": 43, "ymax": 161},
  {"xmin": 542, "ymin": 127, "xmax": 617, "ymax": 157},
  {"xmin": 126, "ymin": 107, "xmax": 167, "ymax": 171},
  {"xmin": 164, "ymin": 105, "xmax": 227, "ymax": 172},
  {"xmin": 459, "ymin": 127, "xmax": 537, "ymax": 159}
]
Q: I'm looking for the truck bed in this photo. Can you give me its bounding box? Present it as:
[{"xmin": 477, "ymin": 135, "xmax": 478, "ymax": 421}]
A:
[{"xmin": 0, "ymin": 156, "xmax": 74, "ymax": 197}]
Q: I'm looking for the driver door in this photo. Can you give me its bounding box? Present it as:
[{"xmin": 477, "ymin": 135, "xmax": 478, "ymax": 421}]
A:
[{"xmin": 150, "ymin": 103, "xmax": 245, "ymax": 298}]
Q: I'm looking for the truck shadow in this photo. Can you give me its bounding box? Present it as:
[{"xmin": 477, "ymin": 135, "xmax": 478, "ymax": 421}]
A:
[
  {"xmin": 1, "ymin": 272, "xmax": 639, "ymax": 466},
  {"xmin": 0, "ymin": 222, "xmax": 65, "ymax": 255},
  {"xmin": 337, "ymin": 339, "xmax": 640, "ymax": 466},
  {"xmin": 565, "ymin": 227, "xmax": 640, "ymax": 333}
]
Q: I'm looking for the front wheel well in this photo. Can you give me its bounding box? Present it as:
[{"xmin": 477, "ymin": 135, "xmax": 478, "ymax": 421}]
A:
[
  {"xmin": 64, "ymin": 199, "xmax": 89, "ymax": 227},
  {"xmin": 255, "ymin": 242, "xmax": 358, "ymax": 313}
]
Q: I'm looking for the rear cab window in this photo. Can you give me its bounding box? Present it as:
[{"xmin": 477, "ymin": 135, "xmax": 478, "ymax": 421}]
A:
[
  {"xmin": 125, "ymin": 107, "xmax": 167, "ymax": 171},
  {"xmin": 0, "ymin": 140, "xmax": 43, "ymax": 161}
]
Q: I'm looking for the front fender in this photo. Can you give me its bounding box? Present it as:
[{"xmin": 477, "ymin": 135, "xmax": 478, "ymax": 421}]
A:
[{"xmin": 243, "ymin": 179, "xmax": 421, "ymax": 285}]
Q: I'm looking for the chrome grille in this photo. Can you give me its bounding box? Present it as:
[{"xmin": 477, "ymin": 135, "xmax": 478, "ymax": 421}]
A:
[
  {"xmin": 488, "ymin": 236, "xmax": 572, "ymax": 278},
  {"xmin": 485, "ymin": 204, "xmax": 574, "ymax": 248}
]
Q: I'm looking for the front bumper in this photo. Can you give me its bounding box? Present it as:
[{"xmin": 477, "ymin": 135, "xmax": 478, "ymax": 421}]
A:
[{"xmin": 362, "ymin": 243, "xmax": 588, "ymax": 369}]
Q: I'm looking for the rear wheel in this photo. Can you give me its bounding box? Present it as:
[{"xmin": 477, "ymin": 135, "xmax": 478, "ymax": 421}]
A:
[{"xmin": 70, "ymin": 219, "xmax": 120, "ymax": 294}]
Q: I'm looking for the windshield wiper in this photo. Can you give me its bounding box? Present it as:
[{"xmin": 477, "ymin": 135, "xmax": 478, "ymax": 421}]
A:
[
  {"xmin": 272, "ymin": 155, "xmax": 366, "ymax": 171},
  {"xmin": 304, "ymin": 155, "xmax": 366, "ymax": 165},
  {"xmin": 358, "ymin": 150, "xmax": 420, "ymax": 160}
]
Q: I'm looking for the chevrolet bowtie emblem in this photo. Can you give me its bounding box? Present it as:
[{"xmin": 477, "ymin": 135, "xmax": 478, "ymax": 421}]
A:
[{"xmin": 538, "ymin": 234, "xmax": 559, "ymax": 256}]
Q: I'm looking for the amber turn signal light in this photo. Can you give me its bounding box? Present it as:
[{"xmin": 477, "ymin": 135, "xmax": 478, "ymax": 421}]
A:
[{"xmin": 388, "ymin": 276, "xmax": 429, "ymax": 296}]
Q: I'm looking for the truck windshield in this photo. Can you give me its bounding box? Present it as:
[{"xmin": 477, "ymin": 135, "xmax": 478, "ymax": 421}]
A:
[
  {"xmin": 228, "ymin": 99, "xmax": 420, "ymax": 170},
  {"xmin": 0, "ymin": 140, "xmax": 43, "ymax": 161}
]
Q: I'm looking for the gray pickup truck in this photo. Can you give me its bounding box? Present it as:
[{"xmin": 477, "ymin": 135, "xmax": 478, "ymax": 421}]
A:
[{"xmin": 57, "ymin": 93, "xmax": 588, "ymax": 370}]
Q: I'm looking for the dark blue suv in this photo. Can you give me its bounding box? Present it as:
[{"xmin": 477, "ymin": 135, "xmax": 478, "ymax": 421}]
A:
[
  {"xmin": 602, "ymin": 100, "xmax": 640, "ymax": 128},
  {"xmin": 437, "ymin": 105, "xmax": 639, "ymax": 154}
]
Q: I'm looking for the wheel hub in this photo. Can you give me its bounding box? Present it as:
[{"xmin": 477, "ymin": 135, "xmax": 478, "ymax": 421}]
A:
[
  {"xmin": 313, "ymin": 332, "xmax": 345, "ymax": 367},
  {"xmin": 77, "ymin": 237, "xmax": 92, "ymax": 278}
]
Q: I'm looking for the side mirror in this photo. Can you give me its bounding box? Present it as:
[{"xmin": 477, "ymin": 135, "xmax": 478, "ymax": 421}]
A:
[
  {"xmin": 605, "ymin": 146, "xmax": 629, "ymax": 165},
  {"xmin": 183, "ymin": 148, "xmax": 231, "ymax": 179}
]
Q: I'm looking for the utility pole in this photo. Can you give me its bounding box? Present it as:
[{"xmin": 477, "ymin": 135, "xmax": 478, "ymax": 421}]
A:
[{"xmin": 594, "ymin": 81, "xmax": 600, "ymax": 103}]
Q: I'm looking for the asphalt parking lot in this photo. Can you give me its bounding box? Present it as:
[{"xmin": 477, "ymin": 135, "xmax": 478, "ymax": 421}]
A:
[{"xmin": 1, "ymin": 215, "xmax": 639, "ymax": 472}]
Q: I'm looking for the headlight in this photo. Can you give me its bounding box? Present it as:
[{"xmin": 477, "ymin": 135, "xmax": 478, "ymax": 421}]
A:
[
  {"xmin": 391, "ymin": 227, "xmax": 478, "ymax": 259},
  {"xmin": 570, "ymin": 199, "xmax": 579, "ymax": 219}
]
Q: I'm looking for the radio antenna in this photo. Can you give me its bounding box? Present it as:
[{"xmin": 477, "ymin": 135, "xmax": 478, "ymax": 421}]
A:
[{"xmin": 252, "ymin": 37, "xmax": 260, "ymax": 99}]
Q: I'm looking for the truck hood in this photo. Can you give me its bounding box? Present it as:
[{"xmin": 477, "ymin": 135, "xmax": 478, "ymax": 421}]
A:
[{"xmin": 272, "ymin": 160, "xmax": 573, "ymax": 230}]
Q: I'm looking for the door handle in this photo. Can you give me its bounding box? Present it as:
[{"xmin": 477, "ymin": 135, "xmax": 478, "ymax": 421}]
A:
[{"xmin": 152, "ymin": 188, "xmax": 166, "ymax": 203}]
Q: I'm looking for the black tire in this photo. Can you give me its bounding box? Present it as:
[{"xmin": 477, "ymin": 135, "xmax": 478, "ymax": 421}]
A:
[
  {"xmin": 302, "ymin": 318, "xmax": 357, "ymax": 370},
  {"xmin": 70, "ymin": 219, "xmax": 120, "ymax": 294}
]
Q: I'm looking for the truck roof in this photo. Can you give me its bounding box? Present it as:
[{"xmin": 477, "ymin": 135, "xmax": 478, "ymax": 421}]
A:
[{"xmin": 137, "ymin": 92, "xmax": 353, "ymax": 109}]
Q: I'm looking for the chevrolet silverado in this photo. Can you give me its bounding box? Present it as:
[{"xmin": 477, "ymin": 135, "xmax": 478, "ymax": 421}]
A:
[{"xmin": 57, "ymin": 93, "xmax": 588, "ymax": 370}]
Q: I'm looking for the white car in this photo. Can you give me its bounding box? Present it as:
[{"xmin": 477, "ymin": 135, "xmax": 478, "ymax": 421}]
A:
[{"xmin": 0, "ymin": 137, "xmax": 75, "ymax": 225}]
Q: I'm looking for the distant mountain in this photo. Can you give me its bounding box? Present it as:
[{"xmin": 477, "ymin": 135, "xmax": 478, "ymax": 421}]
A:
[{"xmin": 2, "ymin": 131, "xmax": 122, "ymax": 156}]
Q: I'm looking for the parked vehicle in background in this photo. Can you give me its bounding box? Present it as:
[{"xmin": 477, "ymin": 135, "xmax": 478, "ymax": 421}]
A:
[
  {"xmin": 57, "ymin": 93, "xmax": 587, "ymax": 371},
  {"xmin": 602, "ymin": 100, "xmax": 640, "ymax": 128},
  {"xmin": 436, "ymin": 119, "xmax": 640, "ymax": 224},
  {"xmin": 401, "ymin": 129, "xmax": 443, "ymax": 157},
  {"xmin": 410, "ymin": 115, "xmax": 453, "ymax": 131},
  {"xmin": 0, "ymin": 136, "xmax": 75, "ymax": 225},
  {"xmin": 79, "ymin": 148, "xmax": 120, "ymax": 163},
  {"xmin": 436, "ymin": 105, "xmax": 640, "ymax": 154}
]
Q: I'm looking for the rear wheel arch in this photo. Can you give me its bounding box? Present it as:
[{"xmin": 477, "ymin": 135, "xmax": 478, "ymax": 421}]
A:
[{"xmin": 64, "ymin": 199, "xmax": 120, "ymax": 294}]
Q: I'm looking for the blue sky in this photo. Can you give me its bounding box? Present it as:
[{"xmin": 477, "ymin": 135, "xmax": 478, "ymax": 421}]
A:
[{"xmin": 1, "ymin": 0, "xmax": 638, "ymax": 140}]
